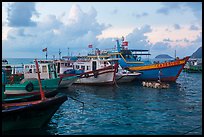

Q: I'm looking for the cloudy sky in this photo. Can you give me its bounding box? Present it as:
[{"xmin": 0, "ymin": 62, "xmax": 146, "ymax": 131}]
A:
[{"xmin": 2, "ymin": 2, "xmax": 202, "ymax": 58}]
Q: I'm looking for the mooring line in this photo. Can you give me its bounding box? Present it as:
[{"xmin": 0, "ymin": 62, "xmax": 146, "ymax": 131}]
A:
[
  {"xmin": 68, "ymin": 96, "xmax": 96, "ymax": 108},
  {"xmin": 182, "ymin": 125, "xmax": 201, "ymax": 135}
]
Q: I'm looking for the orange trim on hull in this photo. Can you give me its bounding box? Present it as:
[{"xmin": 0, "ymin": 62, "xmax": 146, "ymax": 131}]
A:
[{"xmin": 128, "ymin": 56, "xmax": 190, "ymax": 71}]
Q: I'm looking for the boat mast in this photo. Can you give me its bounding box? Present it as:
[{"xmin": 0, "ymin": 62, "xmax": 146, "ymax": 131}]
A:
[
  {"xmin": 116, "ymin": 39, "xmax": 121, "ymax": 52},
  {"xmin": 59, "ymin": 49, "xmax": 61, "ymax": 60}
]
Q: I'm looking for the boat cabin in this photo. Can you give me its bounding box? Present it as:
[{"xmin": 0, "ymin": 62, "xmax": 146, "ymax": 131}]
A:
[
  {"xmin": 36, "ymin": 59, "xmax": 74, "ymax": 74},
  {"xmin": 2, "ymin": 59, "xmax": 8, "ymax": 65},
  {"xmin": 73, "ymin": 56, "xmax": 112, "ymax": 73},
  {"xmin": 24, "ymin": 63, "xmax": 57, "ymax": 79}
]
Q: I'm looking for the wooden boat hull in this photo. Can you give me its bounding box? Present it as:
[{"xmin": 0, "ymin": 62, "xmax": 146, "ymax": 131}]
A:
[
  {"xmin": 116, "ymin": 72, "xmax": 140, "ymax": 83},
  {"xmin": 3, "ymin": 89, "xmax": 59, "ymax": 103},
  {"xmin": 5, "ymin": 78, "xmax": 61, "ymax": 94},
  {"xmin": 74, "ymin": 66, "xmax": 117, "ymax": 85},
  {"xmin": 2, "ymin": 95, "xmax": 67, "ymax": 132},
  {"xmin": 128, "ymin": 56, "xmax": 190, "ymax": 82},
  {"xmin": 183, "ymin": 65, "xmax": 202, "ymax": 73},
  {"xmin": 58, "ymin": 75, "xmax": 79, "ymax": 88}
]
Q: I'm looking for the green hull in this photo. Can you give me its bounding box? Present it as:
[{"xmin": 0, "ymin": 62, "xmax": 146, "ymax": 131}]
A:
[
  {"xmin": 5, "ymin": 78, "xmax": 61, "ymax": 91},
  {"xmin": 183, "ymin": 65, "xmax": 202, "ymax": 73}
]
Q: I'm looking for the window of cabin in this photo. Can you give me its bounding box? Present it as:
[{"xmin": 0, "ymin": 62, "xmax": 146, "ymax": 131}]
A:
[
  {"xmin": 65, "ymin": 63, "xmax": 67, "ymax": 66},
  {"xmin": 76, "ymin": 65, "xmax": 79, "ymax": 69},
  {"xmin": 81, "ymin": 66, "xmax": 85, "ymax": 70},
  {"xmin": 42, "ymin": 66, "xmax": 47, "ymax": 73},
  {"xmin": 29, "ymin": 69, "xmax": 32, "ymax": 73}
]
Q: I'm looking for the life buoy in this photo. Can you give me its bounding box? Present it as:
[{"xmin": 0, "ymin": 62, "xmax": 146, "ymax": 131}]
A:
[
  {"xmin": 93, "ymin": 71, "xmax": 98, "ymax": 78},
  {"xmin": 25, "ymin": 82, "xmax": 34, "ymax": 92}
]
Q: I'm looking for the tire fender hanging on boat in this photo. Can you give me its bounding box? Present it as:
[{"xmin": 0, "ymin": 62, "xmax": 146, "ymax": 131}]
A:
[{"xmin": 25, "ymin": 82, "xmax": 34, "ymax": 92}]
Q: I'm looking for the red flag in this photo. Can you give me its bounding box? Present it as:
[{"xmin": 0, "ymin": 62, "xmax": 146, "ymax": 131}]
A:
[
  {"xmin": 42, "ymin": 48, "xmax": 47, "ymax": 52},
  {"xmin": 122, "ymin": 41, "xmax": 128, "ymax": 46},
  {"xmin": 88, "ymin": 44, "xmax": 93, "ymax": 48}
]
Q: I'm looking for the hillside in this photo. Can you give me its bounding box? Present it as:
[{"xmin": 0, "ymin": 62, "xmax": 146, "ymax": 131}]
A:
[
  {"xmin": 155, "ymin": 54, "xmax": 173, "ymax": 59},
  {"xmin": 191, "ymin": 47, "xmax": 202, "ymax": 58}
]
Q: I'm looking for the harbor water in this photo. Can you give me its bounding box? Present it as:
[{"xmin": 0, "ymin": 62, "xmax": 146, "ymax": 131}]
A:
[{"xmin": 3, "ymin": 58, "xmax": 202, "ymax": 135}]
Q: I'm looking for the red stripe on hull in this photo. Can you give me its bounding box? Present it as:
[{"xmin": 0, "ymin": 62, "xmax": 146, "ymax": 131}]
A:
[
  {"xmin": 73, "ymin": 81, "xmax": 114, "ymax": 85},
  {"xmin": 137, "ymin": 76, "xmax": 177, "ymax": 82}
]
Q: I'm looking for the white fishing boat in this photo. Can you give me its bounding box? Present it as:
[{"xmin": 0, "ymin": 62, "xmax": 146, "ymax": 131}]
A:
[
  {"xmin": 84, "ymin": 49, "xmax": 141, "ymax": 84},
  {"xmin": 2, "ymin": 59, "xmax": 8, "ymax": 65},
  {"xmin": 35, "ymin": 59, "xmax": 78, "ymax": 88},
  {"xmin": 73, "ymin": 56, "xmax": 118, "ymax": 85},
  {"xmin": 116, "ymin": 65, "xmax": 141, "ymax": 83}
]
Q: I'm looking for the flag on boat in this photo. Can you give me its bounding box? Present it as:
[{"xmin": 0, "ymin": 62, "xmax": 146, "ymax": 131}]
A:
[
  {"xmin": 42, "ymin": 48, "xmax": 47, "ymax": 52},
  {"xmin": 88, "ymin": 44, "xmax": 93, "ymax": 48},
  {"xmin": 122, "ymin": 41, "xmax": 128, "ymax": 46}
]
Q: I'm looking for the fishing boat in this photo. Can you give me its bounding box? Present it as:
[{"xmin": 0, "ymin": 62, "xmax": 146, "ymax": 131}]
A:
[
  {"xmin": 116, "ymin": 65, "xmax": 141, "ymax": 83},
  {"xmin": 183, "ymin": 58, "xmax": 202, "ymax": 73},
  {"xmin": 36, "ymin": 59, "xmax": 79, "ymax": 88},
  {"xmin": 105, "ymin": 38, "xmax": 190, "ymax": 82},
  {"xmin": 72, "ymin": 55, "xmax": 118, "ymax": 85},
  {"xmin": 2, "ymin": 59, "xmax": 8, "ymax": 65},
  {"xmin": 4, "ymin": 62, "xmax": 61, "ymax": 98},
  {"xmin": 2, "ymin": 95, "xmax": 67, "ymax": 132},
  {"xmin": 2, "ymin": 60, "xmax": 68, "ymax": 132},
  {"xmin": 85, "ymin": 51, "xmax": 141, "ymax": 83}
]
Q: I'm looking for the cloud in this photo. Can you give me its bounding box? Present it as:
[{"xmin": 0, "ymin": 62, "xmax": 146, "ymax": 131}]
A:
[
  {"xmin": 151, "ymin": 42, "xmax": 171, "ymax": 51},
  {"xmin": 192, "ymin": 32, "xmax": 202, "ymax": 43},
  {"xmin": 156, "ymin": 2, "xmax": 182, "ymax": 15},
  {"xmin": 173, "ymin": 24, "xmax": 181, "ymax": 30},
  {"xmin": 7, "ymin": 2, "xmax": 38, "ymax": 27},
  {"xmin": 184, "ymin": 2, "xmax": 202, "ymax": 19},
  {"xmin": 111, "ymin": 9, "xmax": 118, "ymax": 14},
  {"xmin": 3, "ymin": 4, "xmax": 112, "ymax": 58},
  {"xmin": 125, "ymin": 25, "xmax": 152, "ymax": 49},
  {"xmin": 132, "ymin": 12, "xmax": 148, "ymax": 18},
  {"xmin": 163, "ymin": 38, "xmax": 173, "ymax": 42},
  {"xmin": 189, "ymin": 25, "xmax": 199, "ymax": 30},
  {"xmin": 156, "ymin": 2, "xmax": 202, "ymax": 20}
]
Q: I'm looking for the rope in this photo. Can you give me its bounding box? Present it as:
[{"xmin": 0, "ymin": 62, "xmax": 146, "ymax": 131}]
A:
[
  {"xmin": 182, "ymin": 125, "xmax": 201, "ymax": 135},
  {"xmin": 69, "ymin": 96, "xmax": 84, "ymax": 108},
  {"xmin": 68, "ymin": 96, "xmax": 96, "ymax": 108}
]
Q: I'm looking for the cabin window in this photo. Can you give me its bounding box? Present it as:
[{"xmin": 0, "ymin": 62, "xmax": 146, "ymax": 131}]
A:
[
  {"xmin": 81, "ymin": 66, "xmax": 85, "ymax": 70},
  {"xmin": 42, "ymin": 66, "xmax": 47, "ymax": 73},
  {"xmin": 76, "ymin": 65, "xmax": 79, "ymax": 69},
  {"xmin": 29, "ymin": 69, "xmax": 32, "ymax": 73},
  {"xmin": 65, "ymin": 63, "xmax": 67, "ymax": 66}
]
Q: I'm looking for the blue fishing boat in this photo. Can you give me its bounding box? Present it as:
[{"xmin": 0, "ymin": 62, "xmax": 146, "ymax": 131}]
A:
[{"xmin": 98, "ymin": 38, "xmax": 190, "ymax": 82}]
